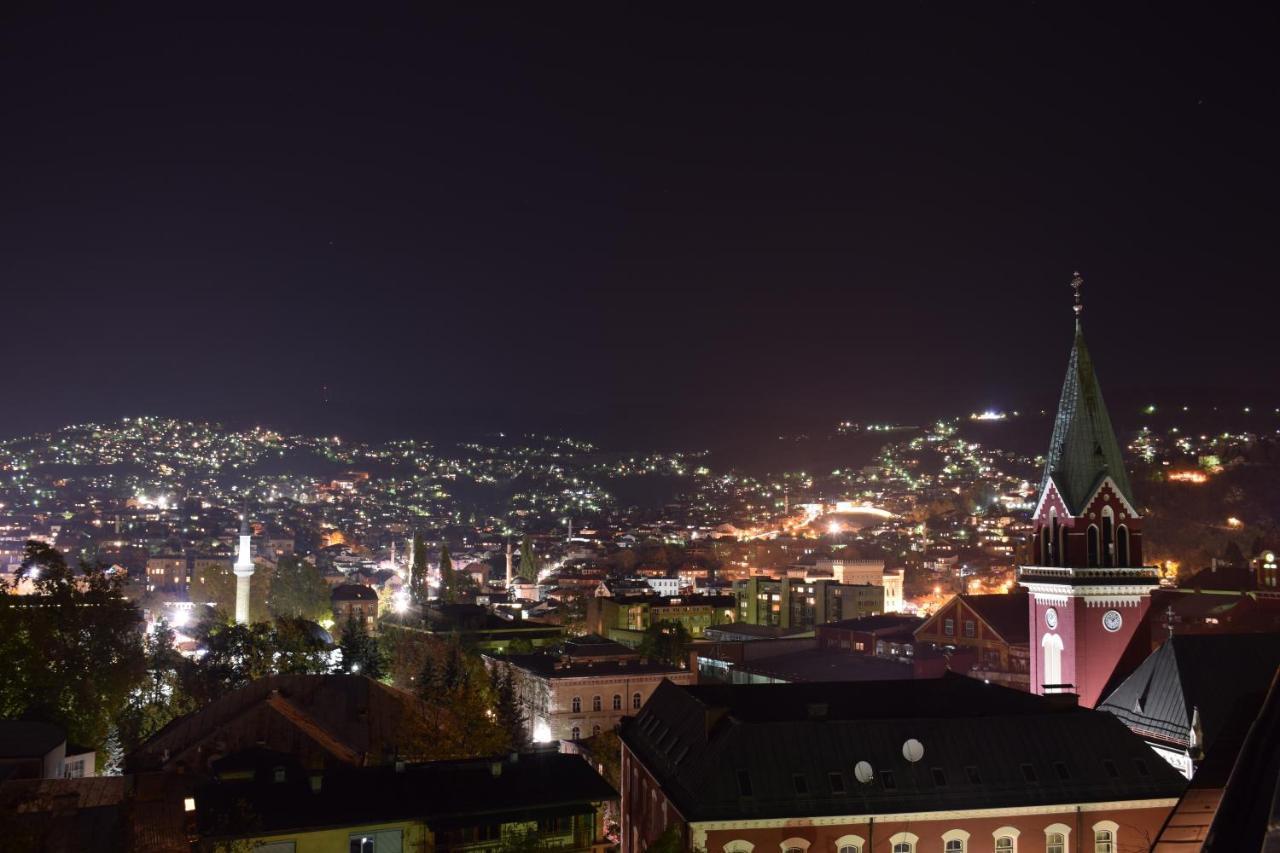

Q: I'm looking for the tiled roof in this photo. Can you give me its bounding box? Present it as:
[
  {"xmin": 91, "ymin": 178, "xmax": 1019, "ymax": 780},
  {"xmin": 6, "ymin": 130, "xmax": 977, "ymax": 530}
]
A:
[
  {"xmin": 622, "ymin": 676, "xmax": 1185, "ymax": 822},
  {"xmin": 1041, "ymin": 323, "xmax": 1134, "ymax": 514}
]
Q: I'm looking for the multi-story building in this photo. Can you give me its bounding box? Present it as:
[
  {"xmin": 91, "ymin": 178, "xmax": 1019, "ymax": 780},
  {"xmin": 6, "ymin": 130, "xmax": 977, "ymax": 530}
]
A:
[
  {"xmin": 620, "ymin": 678, "xmax": 1185, "ymax": 853},
  {"xmin": 734, "ymin": 577, "xmax": 884, "ymax": 630},
  {"xmin": 145, "ymin": 553, "xmax": 188, "ymax": 593},
  {"xmin": 587, "ymin": 594, "xmax": 736, "ymax": 645},
  {"xmin": 484, "ymin": 634, "xmax": 695, "ymax": 744},
  {"xmin": 914, "ymin": 589, "xmax": 1030, "ymax": 690}
]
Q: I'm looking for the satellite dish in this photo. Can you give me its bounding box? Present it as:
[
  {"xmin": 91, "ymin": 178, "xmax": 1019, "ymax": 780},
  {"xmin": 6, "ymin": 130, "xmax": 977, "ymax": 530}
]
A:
[
  {"xmin": 902, "ymin": 738, "xmax": 924, "ymax": 763},
  {"xmin": 854, "ymin": 761, "xmax": 875, "ymax": 784}
]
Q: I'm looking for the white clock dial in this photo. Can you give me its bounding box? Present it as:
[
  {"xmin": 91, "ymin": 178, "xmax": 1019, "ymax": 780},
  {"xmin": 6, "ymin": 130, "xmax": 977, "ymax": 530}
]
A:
[
  {"xmin": 1045, "ymin": 607, "xmax": 1058, "ymax": 629},
  {"xmin": 1102, "ymin": 610, "xmax": 1123, "ymax": 632}
]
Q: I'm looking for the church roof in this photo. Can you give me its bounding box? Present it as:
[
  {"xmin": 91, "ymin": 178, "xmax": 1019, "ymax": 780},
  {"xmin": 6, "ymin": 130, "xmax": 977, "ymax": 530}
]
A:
[
  {"xmin": 1041, "ymin": 321, "xmax": 1135, "ymax": 515},
  {"xmin": 1096, "ymin": 633, "xmax": 1280, "ymax": 753}
]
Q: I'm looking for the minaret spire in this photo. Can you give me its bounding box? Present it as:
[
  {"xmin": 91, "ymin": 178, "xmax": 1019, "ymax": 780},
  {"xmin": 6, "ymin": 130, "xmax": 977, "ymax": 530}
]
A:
[{"xmin": 233, "ymin": 502, "xmax": 255, "ymax": 624}]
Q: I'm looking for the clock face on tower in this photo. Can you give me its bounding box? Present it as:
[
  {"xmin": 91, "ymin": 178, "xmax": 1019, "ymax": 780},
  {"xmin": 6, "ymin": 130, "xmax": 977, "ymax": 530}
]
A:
[
  {"xmin": 1045, "ymin": 608, "xmax": 1058, "ymax": 629},
  {"xmin": 1102, "ymin": 610, "xmax": 1123, "ymax": 632}
]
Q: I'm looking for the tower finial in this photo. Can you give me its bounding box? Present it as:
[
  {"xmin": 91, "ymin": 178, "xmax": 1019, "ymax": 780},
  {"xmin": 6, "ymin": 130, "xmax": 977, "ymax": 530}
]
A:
[{"xmin": 1070, "ymin": 271, "xmax": 1084, "ymax": 320}]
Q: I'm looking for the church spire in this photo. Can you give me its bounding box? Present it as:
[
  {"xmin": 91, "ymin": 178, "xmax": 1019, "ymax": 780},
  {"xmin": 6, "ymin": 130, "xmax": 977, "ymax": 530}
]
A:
[{"xmin": 1040, "ymin": 272, "xmax": 1134, "ymax": 515}]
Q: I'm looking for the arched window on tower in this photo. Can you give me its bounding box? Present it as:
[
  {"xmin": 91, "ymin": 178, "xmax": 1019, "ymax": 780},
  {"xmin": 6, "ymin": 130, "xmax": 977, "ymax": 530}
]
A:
[
  {"xmin": 1056, "ymin": 521, "xmax": 1067, "ymax": 568},
  {"xmin": 1101, "ymin": 506, "xmax": 1115, "ymax": 568},
  {"xmin": 1116, "ymin": 525, "xmax": 1130, "ymax": 567},
  {"xmin": 1040, "ymin": 527, "xmax": 1051, "ymax": 566},
  {"xmin": 1087, "ymin": 525, "xmax": 1100, "ymax": 568},
  {"xmin": 1042, "ymin": 632, "xmax": 1064, "ymax": 690}
]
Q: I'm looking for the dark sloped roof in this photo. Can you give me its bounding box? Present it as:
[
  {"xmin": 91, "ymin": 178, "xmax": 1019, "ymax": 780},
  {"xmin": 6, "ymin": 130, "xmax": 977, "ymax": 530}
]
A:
[
  {"xmin": 331, "ymin": 583, "xmax": 378, "ymax": 601},
  {"xmin": 1041, "ymin": 322, "xmax": 1135, "ymax": 514},
  {"xmin": 196, "ymin": 750, "xmax": 616, "ymax": 838},
  {"xmin": 1201, "ymin": 669, "xmax": 1280, "ymax": 852},
  {"xmin": 731, "ymin": 649, "xmax": 915, "ymax": 683},
  {"xmin": 823, "ymin": 614, "xmax": 924, "ymax": 633},
  {"xmin": 622, "ymin": 677, "xmax": 1184, "ymax": 822},
  {"xmin": 962, "ymin": 589, "xmax": 1030, "ymax": 643},
  {"xmin": 0, "ymin": 720, "xmax": 65, "ymax": 758},
  {"xmin": 1096, "ymin": 633, "xmax": 1280, "ymax": 752}
]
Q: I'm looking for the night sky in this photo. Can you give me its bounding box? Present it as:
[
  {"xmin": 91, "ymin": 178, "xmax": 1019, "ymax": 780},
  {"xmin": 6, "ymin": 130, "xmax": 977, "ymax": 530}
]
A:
[{"xmin": 3, "ymin": 5, "xmax": 1277, "ymax": 447}]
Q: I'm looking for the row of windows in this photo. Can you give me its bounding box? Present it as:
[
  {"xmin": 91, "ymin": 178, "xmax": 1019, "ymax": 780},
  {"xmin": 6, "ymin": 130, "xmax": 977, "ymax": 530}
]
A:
[
  {"xmin": 727, "ymin": 823, "xmax": 1118, "ymax": 853},
  {"xmin": 570, "ymin": 693, "xmax": 643, "ymax": 713},
  {"xmin": 569, "ymin": 724, "xmax": 602, "ymax": 740},
  {"xmin": 941, "ymin": 617, "xmax": 977, "ymax": 638}
]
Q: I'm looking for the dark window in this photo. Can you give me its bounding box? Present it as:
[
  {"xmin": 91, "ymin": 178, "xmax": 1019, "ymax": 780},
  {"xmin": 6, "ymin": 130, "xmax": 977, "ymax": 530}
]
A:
[
  {"xmin": 736, "ymin": 770, "xmax": 753, "ymax": 796},
  {"xmin": 1102, "ymin": 759, "xmax": 1119, "ymax": 778},
  {"xmin": 963, "ymin": 620, "xmax": 976, "ymax": 638},
  {"xmin": 1134, "ymin": 758, "xmax": 1150, "ymax": 776},
  {"xmin": 964, "ymin": 765, "xmax": 981, "ymax": 784},
  {"xmin": 1054, "ymin": 761, "xmax": 1070, "ymax": 780},
  {"xmin": 613, "ymin": 694, "xmax": 622, "ymax": 711},
  {"xmin": 1021, "ymin": 763, "xmax": 1038, "ymax": 783},
  {"xmin": 880, "ymin": 770, "xmax": 897, "ymax": 789},
  {"xmin": 943, "ymin": 617, "xmax": 955, "ymax": 636},
  {"xmin": 350, "ymin": 839, "xmax": 374, "ymax": 853},
  {"xmin": 931, "ymin": 767, "xmax": 947, "ymax": 786},
  {"xmin": 537, "ymin": 816, "xmax": 572, "ymax": 834},
  {"xmin": 828, "ymin": 772, "xmax": 846, "ymax": 794},
  {"xmin": 792, "ymin": 774, "xmax": 809, "ymax": 795}
]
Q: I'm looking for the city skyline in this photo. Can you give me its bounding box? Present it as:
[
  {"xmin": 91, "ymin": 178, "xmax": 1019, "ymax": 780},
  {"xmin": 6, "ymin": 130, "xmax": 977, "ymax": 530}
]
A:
[{"xmin": 4, "ymin": 5, "xmax": 1280, "ymax": 445}]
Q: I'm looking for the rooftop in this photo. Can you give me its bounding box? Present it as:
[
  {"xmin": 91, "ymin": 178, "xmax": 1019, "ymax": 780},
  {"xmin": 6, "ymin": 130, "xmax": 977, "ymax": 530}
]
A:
[{"xmin": 622, "ymin": 676, "xmax": 1186, "ymax": 822}]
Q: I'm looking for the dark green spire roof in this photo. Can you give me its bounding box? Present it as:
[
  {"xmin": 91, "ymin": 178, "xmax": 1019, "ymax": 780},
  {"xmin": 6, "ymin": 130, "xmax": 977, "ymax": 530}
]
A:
[{"xmin": 1040, "ymin": 321, "xmax": 1135, "ymax": 515}]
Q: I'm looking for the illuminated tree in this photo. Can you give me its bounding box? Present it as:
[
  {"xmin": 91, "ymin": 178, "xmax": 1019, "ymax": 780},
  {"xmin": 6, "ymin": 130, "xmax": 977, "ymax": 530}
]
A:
[
  {"xmin": 267, "ymin": 555, "xmax": 330, "ymax": 621},
  {"xmin": 409, "ymin": 530, "xmax": 428, "ymax": 604},
  {"xmin": 336, "ymin": 613, "xmax": 387, "ymax": 680},
  {"xmin": 518, "ymin": 535, "xmax": 538, "ymax": 578},
  {"xmin": 0, "ymin": 542, "xmax": 146, "ymax": 749}
]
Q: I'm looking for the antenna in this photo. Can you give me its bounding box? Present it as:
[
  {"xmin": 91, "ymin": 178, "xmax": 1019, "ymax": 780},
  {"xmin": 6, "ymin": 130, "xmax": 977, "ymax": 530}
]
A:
[
  {"xmin": 853, "ymin": 761, "xmax": 875, "ymax": 784},
  {"xmin": 902, "ymin": 738, "xmax": 924, "ymax": 763}
]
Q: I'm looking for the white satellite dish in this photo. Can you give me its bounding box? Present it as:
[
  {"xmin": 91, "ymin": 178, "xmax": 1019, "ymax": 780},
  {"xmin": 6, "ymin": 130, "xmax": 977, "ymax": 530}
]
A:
[
  {"xmin": 853, "ymin": 761, "xmax": 875, "ymax": 784},
  {"xmin": 902, "ymin": 738, "xmax": 924, "ymax": 763}
]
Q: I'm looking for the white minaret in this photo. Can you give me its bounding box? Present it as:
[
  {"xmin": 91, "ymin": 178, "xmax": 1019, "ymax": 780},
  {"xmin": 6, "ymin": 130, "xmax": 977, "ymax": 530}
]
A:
[
  {"xmin": 505, "ymin": 537, "xmax": 514, "ymax": 588},
  {"xmin": 233, "ymin": 509, "xmax": 255, "ymax": 624}
]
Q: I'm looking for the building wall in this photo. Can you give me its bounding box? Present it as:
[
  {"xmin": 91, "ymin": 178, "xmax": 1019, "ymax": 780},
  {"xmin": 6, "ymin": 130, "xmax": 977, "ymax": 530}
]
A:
[
  {"xmin": 620, "ymin": 741, "xmax": 685, "ymax": 853},
  {"xmin": 232, "ymin": 820, "xmax": 424, "ymax": 853},
  {"xmin": 545, "ymin": 672, "xmax": 695, "ymax": 742},
  {"xmin": 689, "ymin": 802, "xmax": 1175, "ymax": 853}
]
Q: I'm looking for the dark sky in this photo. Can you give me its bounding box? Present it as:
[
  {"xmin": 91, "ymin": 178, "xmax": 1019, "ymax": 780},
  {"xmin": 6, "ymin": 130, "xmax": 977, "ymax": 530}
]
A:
[{"xmin": 3, "ymin": 4, "xmax": 1277, "ymax": 447}]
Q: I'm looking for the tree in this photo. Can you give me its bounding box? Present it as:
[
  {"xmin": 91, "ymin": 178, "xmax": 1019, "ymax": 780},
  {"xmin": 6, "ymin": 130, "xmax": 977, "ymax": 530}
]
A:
[
  {"xmin": 0, "ymin": 542, "xmax": 146, "ymax": 750},
  {"xmin": 267, "ymin": 556, "xmax": 330, "ymax": 621},
  {"xmin": 491, "ymin": 666, "xmax": 528, "ymax": 751},
  {"xmin": 518, "ymin": 536, "xmax": 538, "ymax": 579},
  {"xmin": 438, "ymin": 542, "xmax": 457, "ymax": 603},
  {"xmin": 638, "ymin": 620, "xmax": 692, "ymax": 668},
  {"xmin": 336, "ymin": 613, "xmax": 387, "ymax": 680},
  {"xmin": 116, "ymin": 619, "xmax": 199, "ymax": 755},
  {"xmin": 409, "ymin": 530, "xmax": 428, "ymax": 604}
]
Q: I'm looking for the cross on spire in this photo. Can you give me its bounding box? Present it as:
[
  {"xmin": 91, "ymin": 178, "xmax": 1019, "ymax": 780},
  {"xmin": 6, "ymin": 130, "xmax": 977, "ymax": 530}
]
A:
[{"xmin": 1070, "ymin": 271, "xmax": 1084, "ymax": 318}]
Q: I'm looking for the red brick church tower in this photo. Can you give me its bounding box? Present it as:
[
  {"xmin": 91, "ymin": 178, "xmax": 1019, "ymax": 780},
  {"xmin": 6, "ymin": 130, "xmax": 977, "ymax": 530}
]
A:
[{"xmin": 1020, "ymin": 274, "xmax": 1160, "ymax": 708}]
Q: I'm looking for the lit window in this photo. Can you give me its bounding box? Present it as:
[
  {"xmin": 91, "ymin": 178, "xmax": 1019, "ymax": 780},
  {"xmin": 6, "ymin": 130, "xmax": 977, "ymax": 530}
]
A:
[
  {"xmin": 1094, "ymin": 831, "xmax": 1113, "ymax": 853},
  {"xmin": 995, "ymin": 838, "xmax": 1014, "ymax": 852},
  {"xmin": 1047, "ymin": 834, "xmax": 1065, "ymax": 853}
]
